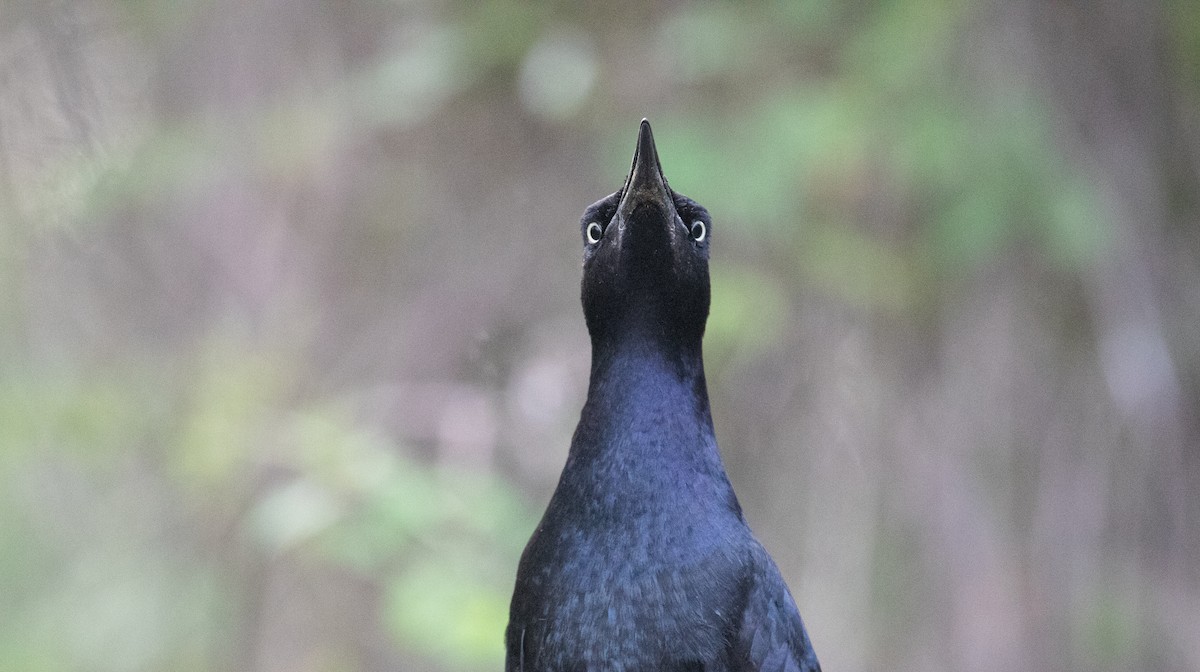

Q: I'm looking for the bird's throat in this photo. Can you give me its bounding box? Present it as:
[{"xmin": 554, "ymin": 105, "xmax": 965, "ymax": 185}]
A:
[{"xmin": 573, "ymin": 336, "xmax": 715, "ymax": 459}]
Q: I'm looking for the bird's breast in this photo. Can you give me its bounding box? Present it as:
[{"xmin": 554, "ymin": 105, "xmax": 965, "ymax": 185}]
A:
[
  {"xmin": 520, "ymin": 546, "xmax": 741, "ymax": 670},
  {"xmin": 511, "ymin": 502, "xmax": 747, "ymax": 671}
]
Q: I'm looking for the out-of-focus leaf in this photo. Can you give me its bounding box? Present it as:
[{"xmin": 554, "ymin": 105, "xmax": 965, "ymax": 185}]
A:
[
  {"xmin": 385, "ymin": 557, "xmax": 509, "ymax": 670},
  {"xmin": 236, "ymin": 406, "xmax": 533, "ymax": 669},
  {"xmin": 462, "ymin": 0, "xmax": 548, "ymax": 70},
  {"xmin": 658, "ymin": 2, "xmax": 763, "ymax": 82},
  {"xmin": 931, "ymin": 185, "xmax": 1009, "ymax": 268},
  {"xmin": 0, "ymin": 373, "xmax": 144, "ymax": 467},
  {"xmin": 249, "ymin": 478, "xmax": 344, "ymax": 555},
  {"xmin": 1074, "ymin": 583, "xmax": 1140, "ymax": 668},
  {"xmin": 174, "ymin": 335, "xmax": 293, "ymax": 490},
  {"xmin": 1043, "ymin": 180, "xmax": 1111, "ymax": 268},
  {"xmin": 350, "ymin": 23, "xmax": 474, "ymax": 129},
  {"xmin": 707, "ymin": 262, "xmax": 791, "ymax": 363},
  {"xmin": 518, "ymin": 28, "xmax": 598, "ymax": 120},
  {"xmin": 802, "ymin": 223, "xmax": 920, "ymax": 309}
]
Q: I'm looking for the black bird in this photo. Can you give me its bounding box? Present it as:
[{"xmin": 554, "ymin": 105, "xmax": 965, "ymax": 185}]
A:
[{"xmin": 506, "ymin": 120, "xmax": 821, "ymax": 672}]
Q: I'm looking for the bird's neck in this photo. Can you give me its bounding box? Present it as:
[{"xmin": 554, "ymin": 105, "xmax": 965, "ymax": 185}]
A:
[
  {"xmin": 572, "ymin": 333, "xmax": 718, "ymax": 465},
  {"xmin": 554, "ymin": 331, "xmax": 741, "ymax": 521}
]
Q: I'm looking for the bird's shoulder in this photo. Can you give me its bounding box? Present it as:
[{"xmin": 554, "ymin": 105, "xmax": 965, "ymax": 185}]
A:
[{"xmin": 732, "ymin": 543, "xmax": 822, "ymax": 672}]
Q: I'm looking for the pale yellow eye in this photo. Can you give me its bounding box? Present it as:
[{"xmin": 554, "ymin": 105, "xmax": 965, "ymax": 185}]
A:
[
  {"xmin": 690, "ymin": 221, "xmax": 706, "ymax": 242},
  {"xmin": 586, "ymin": 222, "xmax": 603, "ymax": 244}
]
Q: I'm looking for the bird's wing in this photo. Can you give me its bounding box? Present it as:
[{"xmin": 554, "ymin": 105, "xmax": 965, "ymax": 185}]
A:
[{"xmin": 733, "ymin": 549, "xmax": 821, "ymax": 672}]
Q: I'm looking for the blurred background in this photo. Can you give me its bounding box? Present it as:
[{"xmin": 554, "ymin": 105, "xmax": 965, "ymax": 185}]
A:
[{"xmin": 2, "ymin": 0, "xmax": 1198, "ymax": 670}]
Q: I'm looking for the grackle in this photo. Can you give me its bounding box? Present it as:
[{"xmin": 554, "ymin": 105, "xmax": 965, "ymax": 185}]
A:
[{"xmin": 506, "ymin": 120, "xmax": 821, "ymax": 672}]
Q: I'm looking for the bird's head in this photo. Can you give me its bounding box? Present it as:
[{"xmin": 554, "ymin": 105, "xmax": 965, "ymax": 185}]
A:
[{"xmin": 580, "ymin": 120, "xmax": 712, "ymax": 348}]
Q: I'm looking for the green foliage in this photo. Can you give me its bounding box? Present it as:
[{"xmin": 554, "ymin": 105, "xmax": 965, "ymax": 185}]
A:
[
  {"xmin": 384, "ymin": 557, "xmax": 510, "ymax": 668},
  {"xmin": 707, "ymin": 262, "xmax": 791, "ymax": 365},
  {"xmin": 1167, "ymin": 0, "xmax": 1200, "ymax": 98},
  {"xmin": 646, "ymin": 0, "xmax": 1111, "ymax": 312},
  {"xmin": 0, "ymin": 329, "xmax": 531, "ymax": 671},
  {"xmin": 1073, "ymin": 580, "xmax": 1141, "ymax": 669},
  {"xmin": 244, "ymin": 410, "xmax": 533, "ymax": 670}
]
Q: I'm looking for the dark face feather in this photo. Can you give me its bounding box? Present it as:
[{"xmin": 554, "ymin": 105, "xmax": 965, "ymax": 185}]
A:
[{"xmin": 579, "ymin": 120, "xmax": 712, "ymax": 345}]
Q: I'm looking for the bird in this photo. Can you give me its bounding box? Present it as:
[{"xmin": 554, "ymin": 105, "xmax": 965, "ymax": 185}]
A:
[{"xmin": 506, "ymin": 120, "xmax": 821, "ymax": 672}]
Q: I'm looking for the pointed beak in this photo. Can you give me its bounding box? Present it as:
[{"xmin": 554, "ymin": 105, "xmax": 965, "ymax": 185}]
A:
[{"xmin": 616, "ymin": 119, "xmax": 674, "ymax": 223}]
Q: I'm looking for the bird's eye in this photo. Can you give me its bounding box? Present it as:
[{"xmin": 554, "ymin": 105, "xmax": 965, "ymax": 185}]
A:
[
  {"xmin": 690, "ymin": 221, "xmax": 706, "ymax": 242},
  {"xmin": 586, "ymin": 222, "xmax": 604, "ymax": 244}
]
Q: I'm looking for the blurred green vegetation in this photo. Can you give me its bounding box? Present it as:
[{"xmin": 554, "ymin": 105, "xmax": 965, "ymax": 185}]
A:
[{"xmin": 1, "ymin": 0, "xmax": 1198, "ymax": 671}]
